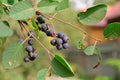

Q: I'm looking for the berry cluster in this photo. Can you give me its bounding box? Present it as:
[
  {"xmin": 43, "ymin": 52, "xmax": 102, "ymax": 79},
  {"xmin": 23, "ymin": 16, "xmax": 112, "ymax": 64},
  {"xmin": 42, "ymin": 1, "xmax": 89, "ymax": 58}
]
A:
[
  {"xmin": 37, "ymin": 16, "xmax": 69, "ymax": 50},
  {"xmin": 50, "ymin": 32, "xmax": 69, "ymax": 50},
  {"xmin": 24, "ymin": 31, "xmax": 38, "ymax": 62}
]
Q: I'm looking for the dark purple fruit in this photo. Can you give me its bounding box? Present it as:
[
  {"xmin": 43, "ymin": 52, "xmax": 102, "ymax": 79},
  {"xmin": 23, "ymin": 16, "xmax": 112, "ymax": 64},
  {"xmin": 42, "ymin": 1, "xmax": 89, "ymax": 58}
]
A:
[
  {"xmin": 57, "ymin": 32, "xmax": 65, "ymax": 38},
  {"xmin": 62, "ymin": 36, "xmax": 69, "ymax": 43},
  {"xmin": 50, "ymin": 39, "xmax": 56, "ymax": 46},
  {"xmin": 29, "ymin": 53, "xmax": 38, "ymax": 61},
  {"xmin": 63, "ymin": 43, "xmax": 69, "ymax": 49},
  {"xmin": 25, "ymin": 46, "xmax": 33, "ymax": 53},
  {"xmin": 39, "ymin": 24, "xmax": 50, "ymax": 32},
  {"xmin": 56, "ymin": 38, "xmax": 63, "ymax": 45},
  {"xmin": 28, "ymin": 39, "xmax": 33, "ymax": 45},
  {"xmin": 45, "ymin": 30, "xmax": 56, "ymax": 37},
  {"xmin": 56, "ymin": 45, "xmax": 63, "ymax": 50},
  {"xmin": 37, "ymin": 16, "xmax": 45, "ymax": 24},
  {"xmin": 24, "ymin": 56, "xmax": 30, "ymax": 62},
  {"xmin": 27, "ymin": 31, "xmax": 34, "ymax": 38}
]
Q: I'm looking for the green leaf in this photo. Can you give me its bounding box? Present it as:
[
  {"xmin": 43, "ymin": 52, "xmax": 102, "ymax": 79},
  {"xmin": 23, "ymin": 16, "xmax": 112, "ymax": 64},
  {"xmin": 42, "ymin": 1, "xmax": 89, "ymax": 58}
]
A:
[
  {"xmin": 10, "ymin": 1, "xmax": 35, "ymax": 20},
  {"xmin": 103, "ymin": 22, "xmax": 120, "ymax": 39},
  {"xmin": 7, "ymin": 0, "xmax": 14, "ymax": 5},
  {"xmin": 2, "ymin": 42, "xmax": 24, "ymax": 69},
  {"xmin": 55, "ymin": 0, "xmax": 69, "ymax": 11},
  {"xmin": 0, "ymin": 22, "xmax": 13, "ymax": 37},
  {"xmin": 3, "ymin": 7, "xmax": 9, "ymax": 15},
  {"xmin": 49, "ymin": 0, "xmax": 63, "ymax": 2},
  {"xmin": 38, "ymin": 0, "xmax": 58, "ymax": 13},
  {"xmin": 78, "ymin": 4, "xmax": 107, "ymax": 25},
  {"xmin": 2, "ymin": 20, "xmax": 10, "ymax": 27},
  {"xmin": 37, "ymin": 69, "xmax": 48, "ymax": 80},
  {"xmin": 1, "ymin": 0, "xmax": 19, "ymax": 5},
  {"xmin": 51, "ymin": 54, "xmax": 74, "ymax": 77},
  {"xmin": 84, "ymin": 46, "xmax": 102, "ymax": 68},
  {"xmin": 0, "ymin": 0, "xmax": 3, "ymax": 17},
  {"xmin": 84, "ymin": 46, "xmax": 95, "ymax": 55}
]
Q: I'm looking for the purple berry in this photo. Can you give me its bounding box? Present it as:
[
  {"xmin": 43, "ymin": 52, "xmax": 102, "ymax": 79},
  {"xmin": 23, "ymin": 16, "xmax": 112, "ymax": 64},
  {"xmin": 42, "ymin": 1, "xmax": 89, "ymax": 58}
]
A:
[
  {"xmin": 25, "ymin": 46, "xmax": 34, "ymax": 53},
  {"xmin": 37, "ymin": 16, "xmax": 45, "ymax": 24},
  {"xmin": 62, "ymin": 36, "xmax": 69, "ymax": 43},
  {"xmin": 57, "ymin": 32, "xmax": 65, "ymax": 38},
  {"xmin": 24, "ymin": 56, "xmax": 30, "ymax": 62},
  {"xmin": 63, "ymin": 43, "xmax": 69, "ymax": 49},
  {"xmin": 50, "ymin": 39, "xmax": 56, "ymax": 46},
  {"xmin": 29, "ymin": 53, "xmax": 38, "ymax": 61},
  {"xmin": 45, "ymin": 30, "xmax": 56, "ymax": 37},
  {"xmin": 56, "ymin": 45, "xmax": 63, "ymax": 50},
  {"xmin": 28, "ymin": 39, "xmax": 33, "ymax": 45},
  {"xmin": 39, "ymin": 24, "xmax": 50, "ymax": 32},
  {"xmin": 27, "ymin": 31, "xmax": 34, "ymax": 38},
  {"xmin": 56, "ymin": 38, "xmax": 63, "ymax": 45}
]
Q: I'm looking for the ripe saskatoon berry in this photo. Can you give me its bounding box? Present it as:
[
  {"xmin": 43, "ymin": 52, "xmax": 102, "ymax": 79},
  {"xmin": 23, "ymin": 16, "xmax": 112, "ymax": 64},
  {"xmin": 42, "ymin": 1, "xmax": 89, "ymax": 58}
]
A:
[
  {"xmin": 50, "ymin": 39, "xmax": 56, "ymax": 46},
  {"xmin": 29, "ymin": 53, "xmax": 38, "ymax": 61},
  {"xmin": 46, "ymin": 30, "xmax": 56, "ymax": 37},
  {"xmin": 56, "ymin": 38, "xmax": 63, "ymax": 45},
  {"xmin": 63, "ymin": 43, "xmax": 69, "ymax": 49},
  {"xmin": 28, "ymin": 39, "xmax": 33, "ymax": 45},
  {"xmin": 57, "ymin": 32, "xmax": 65, "ymax": 38},
  {"xmin": 37, "ymin": 16, "xmax": 45, "ymax": 24},
  {"xmin": 56, "ymin": 45, "xmax": 63, "ymax": 50},
  {"xmin": 24, "ymin": 56, "xmax": 30, "ymax": 62},
  {"xmin": 25, "ymin": 46, "xmax": 34, "ymax": 53},
  {"xmin": 62, "ymin": 36, "xmax": 69, "ymax": 43},
  {"xmin": 39, "ymin": 24, "xmax": 50, "ymax": 32},
  {"xmin": 27, "ymin": 31, "xmax": 34, "ymax": 38}
]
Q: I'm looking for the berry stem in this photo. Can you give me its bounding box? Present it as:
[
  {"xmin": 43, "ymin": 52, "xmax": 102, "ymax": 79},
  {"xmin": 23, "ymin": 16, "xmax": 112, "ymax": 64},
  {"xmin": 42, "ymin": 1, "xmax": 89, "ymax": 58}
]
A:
[
  {"xmin": 21, "ymin": 36, "xmax": 30, "ymax": 44},
  {"xmin": 82, "ymin": 34, "xmax": 87, "ymax": 42},
  {"xmin": 36, "ymin": 11, "xmax": 101, "ymax": 43},
  {"xmin": 49, "ymin": 20, "xmax": 55, "ymax": 31},
  {"xmin": 18, "ymin": 20, "xmax": 27, "ymax": 39}
]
